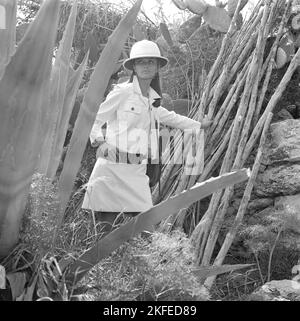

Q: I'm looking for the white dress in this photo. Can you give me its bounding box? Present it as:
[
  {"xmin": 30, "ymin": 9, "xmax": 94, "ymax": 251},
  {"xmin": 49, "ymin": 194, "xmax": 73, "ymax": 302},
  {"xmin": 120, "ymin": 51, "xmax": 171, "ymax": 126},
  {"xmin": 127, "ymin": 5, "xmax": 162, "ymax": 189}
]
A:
[{"xmin": 82, "ymin": 76, "xmax": 201, "ymax": 212}]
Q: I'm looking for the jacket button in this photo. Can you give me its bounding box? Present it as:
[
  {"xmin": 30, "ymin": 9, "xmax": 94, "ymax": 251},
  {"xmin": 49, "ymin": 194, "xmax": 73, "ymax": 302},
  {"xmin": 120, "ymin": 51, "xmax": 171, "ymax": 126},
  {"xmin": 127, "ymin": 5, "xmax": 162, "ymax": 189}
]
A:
[{"xmin": 131, "ymin": 107, "xmax": 134, "ymax": 111}]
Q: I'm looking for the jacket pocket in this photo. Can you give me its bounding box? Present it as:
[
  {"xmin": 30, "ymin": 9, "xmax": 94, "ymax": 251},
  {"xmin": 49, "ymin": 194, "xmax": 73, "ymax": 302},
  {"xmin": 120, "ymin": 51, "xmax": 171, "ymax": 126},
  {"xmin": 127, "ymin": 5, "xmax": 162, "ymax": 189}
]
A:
[{"xmin": 117, "ymin": 102, "xmax": 141, "ymax": 125}]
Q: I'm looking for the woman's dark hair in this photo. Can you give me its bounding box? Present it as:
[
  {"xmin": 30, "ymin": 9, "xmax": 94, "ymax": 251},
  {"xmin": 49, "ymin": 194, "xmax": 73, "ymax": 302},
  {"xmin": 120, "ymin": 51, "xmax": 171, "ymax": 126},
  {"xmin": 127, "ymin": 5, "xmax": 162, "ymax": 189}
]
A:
[{"xmin": 129, "ymin": 69, "xmax": 162, "ymax": 107}]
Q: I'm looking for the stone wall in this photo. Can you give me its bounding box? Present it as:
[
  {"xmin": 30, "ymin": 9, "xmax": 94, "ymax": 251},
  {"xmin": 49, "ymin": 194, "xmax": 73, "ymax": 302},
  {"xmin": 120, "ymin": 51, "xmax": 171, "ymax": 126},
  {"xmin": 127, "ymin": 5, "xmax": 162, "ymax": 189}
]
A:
[{"xmin": 227, "ymin": 118, "xmax": 300, "ymax": 255}]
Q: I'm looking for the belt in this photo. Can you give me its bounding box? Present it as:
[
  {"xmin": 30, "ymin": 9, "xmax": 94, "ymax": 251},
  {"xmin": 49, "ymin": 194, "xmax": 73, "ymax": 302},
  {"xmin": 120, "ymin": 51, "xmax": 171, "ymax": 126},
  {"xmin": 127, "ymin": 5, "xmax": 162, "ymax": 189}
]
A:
[{"xmin": 96, "ymin": 141, "xmax": 147, "ymax": 164}]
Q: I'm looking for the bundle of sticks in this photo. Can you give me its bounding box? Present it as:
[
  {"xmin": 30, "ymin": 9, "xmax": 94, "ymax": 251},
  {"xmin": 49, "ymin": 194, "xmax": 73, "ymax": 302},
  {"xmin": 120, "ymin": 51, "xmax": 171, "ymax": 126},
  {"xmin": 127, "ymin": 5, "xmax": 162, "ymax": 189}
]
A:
[{"xmin": 152, "ymin": 0, "xmax": 300, "ymax": 288}]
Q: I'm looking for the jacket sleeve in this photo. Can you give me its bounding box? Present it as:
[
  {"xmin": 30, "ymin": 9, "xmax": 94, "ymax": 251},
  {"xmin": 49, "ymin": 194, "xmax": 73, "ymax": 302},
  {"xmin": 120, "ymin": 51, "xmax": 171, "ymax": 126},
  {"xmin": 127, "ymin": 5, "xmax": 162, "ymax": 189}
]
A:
[
  {"xmin": 156, "ymin": 106, "xmax": 201, "ymax": 130},
  {"xmin": 90, "ymin": 87, "xmax": 124, "ymax": 146}
]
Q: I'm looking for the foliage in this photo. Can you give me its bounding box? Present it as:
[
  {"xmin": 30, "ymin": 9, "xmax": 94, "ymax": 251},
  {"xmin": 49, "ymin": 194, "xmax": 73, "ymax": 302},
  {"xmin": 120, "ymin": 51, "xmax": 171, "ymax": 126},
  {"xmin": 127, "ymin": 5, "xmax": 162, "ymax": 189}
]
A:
[
  {"xmin": 77, "ymin": 230, "xmax": 210, "ymax": 301},
  {"xmin": 20, "ymin": 173, "xmax": 64, "ymax": 255}
]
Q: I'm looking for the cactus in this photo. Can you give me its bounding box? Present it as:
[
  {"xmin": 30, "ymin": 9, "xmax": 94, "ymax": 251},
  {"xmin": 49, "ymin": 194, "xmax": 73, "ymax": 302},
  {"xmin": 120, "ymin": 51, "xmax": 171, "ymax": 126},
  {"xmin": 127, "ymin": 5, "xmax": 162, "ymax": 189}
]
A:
[{"xmin": 203, "ymin": 6, "xmax": 232, "ymax": 33}]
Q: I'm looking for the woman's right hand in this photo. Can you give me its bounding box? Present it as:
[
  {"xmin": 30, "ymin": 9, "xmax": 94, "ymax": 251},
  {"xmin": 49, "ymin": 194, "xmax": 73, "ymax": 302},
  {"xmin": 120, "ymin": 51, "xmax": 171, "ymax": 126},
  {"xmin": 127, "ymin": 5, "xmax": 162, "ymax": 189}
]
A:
[{"xmin": 201, "ymin": 119, "xmax": 213, "ymax": 129}]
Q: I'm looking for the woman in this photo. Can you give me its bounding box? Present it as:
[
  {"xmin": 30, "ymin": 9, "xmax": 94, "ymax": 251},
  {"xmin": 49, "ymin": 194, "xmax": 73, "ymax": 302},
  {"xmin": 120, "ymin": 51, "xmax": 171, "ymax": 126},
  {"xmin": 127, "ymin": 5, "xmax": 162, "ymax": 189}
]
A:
[{"xmin": 82, "ymin": 40, "xmax": 212, "ymax": 231}]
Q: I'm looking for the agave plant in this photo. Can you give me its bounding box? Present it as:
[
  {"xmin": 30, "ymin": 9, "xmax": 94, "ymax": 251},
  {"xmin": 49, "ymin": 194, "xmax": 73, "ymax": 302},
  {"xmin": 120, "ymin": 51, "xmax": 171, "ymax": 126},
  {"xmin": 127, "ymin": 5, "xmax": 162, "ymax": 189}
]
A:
[
  {"xmin": 0, "ymin": 0, "xmax": 60, "ymax": 257},
  {"xmin": 0, "ymin": 0, "xmax": 143, "ymax": 257}
]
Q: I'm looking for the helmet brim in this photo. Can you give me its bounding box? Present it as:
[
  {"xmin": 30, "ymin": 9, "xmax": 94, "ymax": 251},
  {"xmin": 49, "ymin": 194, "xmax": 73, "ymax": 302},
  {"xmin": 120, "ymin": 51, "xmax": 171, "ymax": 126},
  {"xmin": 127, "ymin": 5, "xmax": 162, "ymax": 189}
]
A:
[{"xmin": 123, "ymin": 56, "xmax": 169, "ymax": 71}]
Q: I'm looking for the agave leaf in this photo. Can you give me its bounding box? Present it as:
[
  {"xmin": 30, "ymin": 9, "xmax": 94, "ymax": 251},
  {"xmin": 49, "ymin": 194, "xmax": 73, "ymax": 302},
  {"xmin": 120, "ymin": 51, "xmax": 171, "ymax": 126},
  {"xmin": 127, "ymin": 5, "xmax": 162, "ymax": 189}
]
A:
[
  {"xmin": 64, "ymin": 168, "xmax": 250, "ymax": 284},
  {"xmin": 21, "ymin": 273, "xmax": 38, "ymax": 301},
  {"xmin": 160, "ymin": 22, "xmax": 174, "ymax": 47},
  {"xmin": 192, "ymin": 263, "xmax": 253, "ymax": 279},
  {"xmin": 203, "ymin": 6, "xmax": 231, "ymax": 33},
  {"xmin": 0, "ymin": 0, "xmax": 17, "ymax": 79},
  {"xmin": 51, "ymin": 52, "xmax": 89, "ymax": 177},
  {"xmin": 84, "ymin": 30, "xmax": 99, "ymax": 65},
  {"xmin": 133, "ymin": 24, "xmax": 146, "ymax": 41},
  {"xmin": 39, "ymin": 0, "xmax": 78, "ymax": 178},
  {"xmin": 0, "ymin": 0, "xmax": 60, "ymax": 256},
  {"xmin": 6, "ymin": 272, "xmax": 27, "ymax": 301},
  {"xmin": 57, "ymin": 0, "xmax": 143, "ymax": 225}
]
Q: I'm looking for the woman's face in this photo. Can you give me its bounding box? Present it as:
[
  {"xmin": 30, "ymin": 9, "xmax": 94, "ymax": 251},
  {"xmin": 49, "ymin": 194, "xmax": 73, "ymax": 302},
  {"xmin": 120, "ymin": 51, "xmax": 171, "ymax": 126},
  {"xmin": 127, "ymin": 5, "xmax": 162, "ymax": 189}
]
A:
[{"xmin": 133, "ymin": 58, "xmax": 159, "ymax": 80}]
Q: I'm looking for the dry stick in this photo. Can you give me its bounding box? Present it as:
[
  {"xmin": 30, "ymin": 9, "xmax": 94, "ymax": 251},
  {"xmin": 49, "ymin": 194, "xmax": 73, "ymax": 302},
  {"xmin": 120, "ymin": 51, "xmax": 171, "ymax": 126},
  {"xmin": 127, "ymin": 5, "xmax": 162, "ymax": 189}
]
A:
[
  {"xmin": 241, "ymin": 0, "xmax": 264, "ymax": 33},
  {"xmin": 200, "ymin": 0, "xmax": 274, "ymax": 266},
  {"xmin": 174, "ymin": 61, "xmax": 250, "ymax": 229},
  {"xmin": 197, "ymin": 0, "xmax": 246, "ymax": 119},
  {"xmin": 167, "ymin": 3, "xmax": 256, "ymax": 229},
  {"xmin": 152, "ymin": 130, "xmax": 185, "ymax": 202},
  {"xmin": 207, "ymin": 60, "xmax": 251, "ymax": 152},
  {"xmin": 206, "ymin": 0, "xmax": 249, "ymax": 119},
  {"xmin": 192, "ymin": 66, "xmax": 256, "ymax": 260},
  {"xmin": 176, "ymin": 124, "xmax": 234, "ymax": 230},
  {"xmin": 232, "ymin": 0, "xmax": 274, "ymax": 165},
  {"xmin": 152, "ymin": 131, "xmax": 193, "ymax": 203},
  {"xmin": 191, "ymin": 5, "xmax": 269, "ymax": 259},
  {"xmin": 206, "ymin": 3, "xmax": 264, "ymax": 118},
  {"xmin": 242, "ymin": 41, "xmax": 300, "ymax": 163},
  {"xmin": 252, "ymin": 0, "xmax": 291, "ymax": 125},
  {"xmin": 201, "ymin": 0, "xmax": 292, "ymax": 267},
  {"xmin": 204, "ymin": 112, "xmax": 274, "ymax": 290}
]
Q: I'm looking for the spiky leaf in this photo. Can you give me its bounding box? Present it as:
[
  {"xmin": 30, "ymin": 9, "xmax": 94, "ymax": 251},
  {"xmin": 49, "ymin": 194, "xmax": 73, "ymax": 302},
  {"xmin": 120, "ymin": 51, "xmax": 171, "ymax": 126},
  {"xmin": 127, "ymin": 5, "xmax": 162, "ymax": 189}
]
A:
[
  {"xmin": 41, "ymin": 0, "xmax": 78, "ymax": 178},
  {"xmin": 0, "ymin": 0, "xmax": 60, "ymax": 256},
  {"xmin": 64, "ymin": 168, "xmax": 250, "ymax": 284},
  {"xmin": 160, "ymin": 22, "xmax": 174, "ymax": 47},
  {"xmin": 133, "ymin": 24, "xmax": 146, "ymax": 41},
  {"xmin": 6, "ymin": 272, "xmax": 26, "ymax": 301}
]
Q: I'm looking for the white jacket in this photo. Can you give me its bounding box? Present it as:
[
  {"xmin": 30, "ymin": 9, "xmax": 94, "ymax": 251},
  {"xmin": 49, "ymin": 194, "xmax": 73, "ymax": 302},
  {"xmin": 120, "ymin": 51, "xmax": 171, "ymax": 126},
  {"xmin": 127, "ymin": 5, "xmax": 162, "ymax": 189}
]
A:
[{"xmin": 90, "ymin": 76, "xmax": 201, "ymax": 158}]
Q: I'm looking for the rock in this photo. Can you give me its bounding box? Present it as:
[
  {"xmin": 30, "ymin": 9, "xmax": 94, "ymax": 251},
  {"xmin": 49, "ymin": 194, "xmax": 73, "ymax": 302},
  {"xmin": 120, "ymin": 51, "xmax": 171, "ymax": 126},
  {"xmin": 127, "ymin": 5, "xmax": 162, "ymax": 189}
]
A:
[
  {"xmin": 249, "ymin": 280, "xmax": 300, "ymax": 301},
  {"xmin": 247, "ymin": 198, "xmax": 274, "ymax": 215},
  {"xmin": 177, "ymin": 15, "xmax": 203, "ymax": 43},
  {"xmin": 254, "ymin": 164, "xmax": 300, "ymax": 197},
  {"xmin": 274, "ymin": 194, "xmax": 300, "ymax": 233},
  {"xmin": 275, "ymin": 193, "xmax": 300, "ymax": 215},
  {"xmin": 263, "ymin": 119, "xmax": 300, "ymax": 165},
  {"xmin": 271, "ymin": 109, "xmax": 294, "ymax": 123},
  {"xmin": 286, "ymin": 104, "xmax": 298, "ymax": 117}
]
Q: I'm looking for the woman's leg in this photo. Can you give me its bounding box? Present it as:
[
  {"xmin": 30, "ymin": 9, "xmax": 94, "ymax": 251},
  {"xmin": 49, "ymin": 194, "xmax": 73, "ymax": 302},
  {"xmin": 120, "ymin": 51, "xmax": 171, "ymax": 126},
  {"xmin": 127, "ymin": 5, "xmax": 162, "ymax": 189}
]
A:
[
  {"xmin": 94, "ymin": 211, "xmax": 119, "ymax": 234},
  {"xmin": 95, "ymin": 211, "xmax": 147, "ymax": 237}
]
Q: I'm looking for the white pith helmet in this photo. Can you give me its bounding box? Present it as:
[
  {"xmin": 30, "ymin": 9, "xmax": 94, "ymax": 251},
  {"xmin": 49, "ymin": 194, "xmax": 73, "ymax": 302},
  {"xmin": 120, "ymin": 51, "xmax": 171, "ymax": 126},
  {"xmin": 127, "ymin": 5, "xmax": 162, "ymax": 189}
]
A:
[{"xmin": 123, "ymin": 39, "xmax": 169, "ymax": 71}]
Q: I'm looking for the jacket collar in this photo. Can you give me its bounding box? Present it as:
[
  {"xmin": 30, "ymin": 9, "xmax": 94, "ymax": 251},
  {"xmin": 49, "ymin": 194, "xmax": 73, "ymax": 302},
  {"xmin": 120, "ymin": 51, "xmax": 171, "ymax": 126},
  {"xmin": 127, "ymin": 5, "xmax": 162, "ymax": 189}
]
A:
[{"xmin": 132, "ymin": 75, "xmax": 161, "ymax": 103}]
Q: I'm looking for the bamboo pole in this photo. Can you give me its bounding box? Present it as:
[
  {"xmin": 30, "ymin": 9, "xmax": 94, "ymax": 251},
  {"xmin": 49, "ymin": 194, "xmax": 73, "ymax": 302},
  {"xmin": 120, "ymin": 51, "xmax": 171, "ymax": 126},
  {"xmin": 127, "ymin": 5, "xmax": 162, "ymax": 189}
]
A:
[
  {"xmin": 243, "ymin": 32, "xmax": 299, "ymax": 162},
  {"xmin": 200, "ymin": 0, "xmax": 274, "ymax": 266},
  {"xmin": 252, "ymin": 0, "xmax": 291, "ymax": 125},
  {"xmin": 197, "ymin": 0, "xmax": 246, "ymax": 118},
  {"xmin": 204, "ymin": 112, "xmax": 273, "ymax": 289}
]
